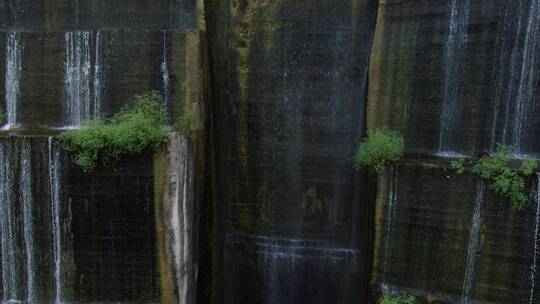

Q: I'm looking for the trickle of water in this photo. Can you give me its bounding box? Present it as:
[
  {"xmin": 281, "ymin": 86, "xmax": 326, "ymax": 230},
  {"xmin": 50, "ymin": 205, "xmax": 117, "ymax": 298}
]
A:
[
  {"xmin": 490, "ymin": 0, "xmax": 540, "ymax": 156},
  {"xmin": 438, "ymin": 0, "xmax": 471, "ymax": 153},
  {"xmin": 528, "ymin": 173, "xmax": 540, "ymax": 304},
  {"xmin": 65, "ymin": 32, "xmax": 91, "ymax": 128},
  {"xmin": 93, "ymin": 31, "xmax": 103, "ymax": 118},
  {"xmin": 4, "ymin": 32, "xmax": 23, "ymax": 130},
  {"xmin": 461, "ymin": 181, "xmax": 485, "ymax": 304},
  {"xmin": 161, "ymin": 31, "xmax": 171, "ymax": 110},
  {"xmin": 382, "ymin": 165, "xmax": 399, "ymax": 283},
  {"xmin": 21, "ymin": 139, "xmax": 37, "ymax": 303},
  {"xmin": 48, "ymin": 137, "xmax": 63, "ymax": 303},
  {"xmin": 0, "ymin": 139, "xmax": 21, "ymax": 301},
  {"xmin": 513, "ymin": 0, "xmax": 539, "ymax": 156}
]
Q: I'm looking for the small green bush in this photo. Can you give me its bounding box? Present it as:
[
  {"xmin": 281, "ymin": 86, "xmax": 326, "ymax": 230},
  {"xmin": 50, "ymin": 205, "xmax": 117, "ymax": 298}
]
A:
[
  {"xmin": 378, "ymin": 289, "xmax": 415, "ymax": 304},
  {"xmin": 472, "ymin": 144, "xmax": 537, "ymax": 209},
  {"xmin": 354, "ymin": 128, "xmax": 405, "ymax": 172},
  {"xmin": 60, "ymin": 91, "xmax": 168, "ymax": 172},
  {"xmin": 176, "ymin": 111, "xmax": 196, "ymax": 137},
  {"xmin": 450, "ymin": 158, "xmax": 466, "ymax": 175}
]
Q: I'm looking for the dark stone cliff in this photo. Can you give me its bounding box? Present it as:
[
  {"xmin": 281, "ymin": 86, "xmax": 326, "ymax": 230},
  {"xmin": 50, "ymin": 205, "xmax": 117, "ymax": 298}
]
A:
[
  {"xmin": 204, "ymin": 0, "xmax": 377, "ymax": 303},
  {"xmin": 3, "ymin": 0, "xmax": 540, "ymax": 303}
]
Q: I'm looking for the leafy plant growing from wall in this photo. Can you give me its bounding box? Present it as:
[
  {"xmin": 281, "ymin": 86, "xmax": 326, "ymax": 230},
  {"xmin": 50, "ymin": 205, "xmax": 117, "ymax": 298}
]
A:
[
  {"xmin": 60, "ymin": 91, "xmax": 168, "ymax": 172},
  {"xmin": 450, "ymin": 144, "xmax": 538, "ymax": 209},
  {"xmin": 450, "ymin": 158, "xmax": 465, "ymax": 174},
  {"xmin": 354, "ymin": 128, "xmax": 405, "ymax": 172},
  {"xmin": 176, "ymin": 111, "xmax": 196, "ymax": 138},
  {"xmin": 472, "ymin": 144, "xmax": 537, "ymax": 209},
  {"xmin": 378, "ymin": 289, "xmax": 415, "ymax": 304}
]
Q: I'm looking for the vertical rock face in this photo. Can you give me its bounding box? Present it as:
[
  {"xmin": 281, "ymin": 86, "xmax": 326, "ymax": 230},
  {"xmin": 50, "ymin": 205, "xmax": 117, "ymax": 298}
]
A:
[
  {"xmin": 0, "ymin": 1, "xmax": 208, "ymax": 303},
  {"xmin": 0, "ymin": 0, "xmax": 204, "ymax": 31},
  {"xmin": 372, "ymin": 162, "xmax": 539, "ymax": 303},
  {"xmin": 369, "ymin": 1, "xmax": 540, "ymax": 303},
  {"xmin": 67, "ymin": 147, "xmax": 160, "ymax": 302},
  {"xmin": 368, "ymin": 0, "xmax": 498, "ymax": 156},
  {"xmin": 0, "ymin": 30, "xmax": 204, "ymax": 129},
  {"xmin": 368, "ymin": 0, "xmax": 540, "ymax": 157},
  {"xmin": 206, "ymin": 0, "xmax": 377, "ymax": 302}
]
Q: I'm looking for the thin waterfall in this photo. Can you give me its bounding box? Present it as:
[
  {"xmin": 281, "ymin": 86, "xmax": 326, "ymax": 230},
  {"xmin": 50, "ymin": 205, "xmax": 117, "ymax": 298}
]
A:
[
  {"xmin": 382, "ymin": 165, "xmax": 398, "ymax": 283},
  {"xmin": 513, "ymin": 0, "xmax": 539, "ymax": 156},
  {"xmin": 461, "ymin": 181, "xmax": 485, "ymax": 304},
  {"xmin": 529, "ymin": 173, "xmax": 540, "ymax": 304},
  {"xmin": 21, "ymin": 139, "xmax": 37, "ymax": 303},
  {"xmin": 64, "ymin": 32, "xmax": 91, "ymax": 128},
  {"xmin": 93, "ymin": 31, "xmax": 103, "ymax": 118},
  {"xmin": 161, "ymin": 30, "xmax": 171, "ymax": 110},
  {"xmin": 4, "ymin": 32, "xmax": 23, "ymax": 130},
  {"xmin": 490, "ymin": 0, "xmax": 540, "ymax": 155},
  {"xmin": 48, "ymin": 137, "xmax": 63, "ymax": 303},
  {"xmin": 489, "ymin": 2, "xmax": 525, "ymax": 152},
  {"xmin": 0, "ymin": 139, "xmax": 22, "ymax": 301},
  {"xmin": 438, "ymin": 0, "xmax": 471, "ymax": 154}
]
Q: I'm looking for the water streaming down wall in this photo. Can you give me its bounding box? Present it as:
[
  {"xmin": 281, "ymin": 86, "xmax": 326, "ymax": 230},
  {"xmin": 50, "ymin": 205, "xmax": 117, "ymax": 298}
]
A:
[
  {"xmin": 438, "ymin": 0, "xmax": 471, "ymax": 155},
  {"xmin": 0, "ymin": 138, "xmax": 24, "ymax": 301},
  {"xmin": 0, "ymin": 137, "xmax": 71, "ymax": 303},
  {"xmin": 65, "ymin": 31, "xmax": 103, "ymax": 128},
  {"xmin": 64, "ymin": 32, "xmax": 91, "ymax": 128},
  {"xmin": 4, "ymin": 32, "xmax": 23, "ymax": 130},
  {"xmin": 21, "ymin": 139, "xmax": 36, "ymax": 304},
  {"xmin": 490, "ymin": 0, "xmax": 540, "ymax": 156},
  {"xmin": 93, "ymin": 31, "xmax": 103, "ymax": 119},
  {"xmin": 161, "ymin": 30, "xmax": 171, "ymax": 112},
  {"xmin": 461, "ymin": 181, "xmax": 485, "ymax": 304},
  {"xmin": 529, "ymin": 173, "xmax": 540, "ymax": 304},
  {"xmin": 382, "ymin": 165, "xmax": 398, "ymax": 284},
  {"xmin": 48, "ymin": 137, "xmax": 64, "ymax": 303},
  {"xmin": 224, "ymin": 233, "xmax": 361, "ymax": 304}
]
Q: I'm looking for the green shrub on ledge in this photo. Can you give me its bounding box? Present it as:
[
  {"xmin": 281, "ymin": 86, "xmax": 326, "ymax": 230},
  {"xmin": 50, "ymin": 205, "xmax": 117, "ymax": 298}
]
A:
[
  {"xmin": 378, "ymin": 289, "xmax": 415, "ymax": 304},
  {"xmin": 60, "ymin": 91, "xmax": 168, "ymax": 172},
  {"xmin": 176, "ymin": 111, "xmax": 196, "ymax": 137},
  {"xmin": 354, "ymin": 128, "xmax": 405, "ymax": 172},
  {"xmin": 450, "ymin": 158, "xmax": 466, "ymax": 175},
  {"xmin": 472, "ymin": 144, "xmax": 537, "ymax": 209}
]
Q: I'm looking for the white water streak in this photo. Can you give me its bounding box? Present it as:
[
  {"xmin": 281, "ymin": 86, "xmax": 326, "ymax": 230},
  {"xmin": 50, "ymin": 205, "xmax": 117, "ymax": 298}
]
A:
[
  {"xmin": 21, "ymin": 139, "xmax": 36, "ymax": 303},
  {"xmin": 65, "ymin": 32, "xmax": 91, "ymax": 128},
  {"xmin": 490, "ymin": 0, "xmax": 540, "ymax": 155},
  {"xmin": 48, "ymin": 137, "xmax": 63, "ymax": 303},
  {"xmin": 382, "ymin": 165, "xmax": 398, "ymax": 283},
  {"xmin": 461, "ymin": 182, "xmax": 485, "ymax": 304},
  {"xmin": 161, "ymin": 31, "xmax": 171, "ymax": 110},
  {"xmin": 0, "ymin": 140, "xmax": 19, "ymax": 301},
  {"xmin": 529, "ymin": 173, "xmax": 540, "ymax": 304},
  {"xmin": 513, "ymin": 0, "xmax": 539, "ymax": 155},
  {"xmin": 4, "ymin": 32, "xmax": 23, "ymax": 129},
  {"xmin": 93, "ymin": 31, "xmax": 103, "ymax": 118},
  {"xmin": 438, "ymin": 0, "xmax": 470, "ymax": 153}
]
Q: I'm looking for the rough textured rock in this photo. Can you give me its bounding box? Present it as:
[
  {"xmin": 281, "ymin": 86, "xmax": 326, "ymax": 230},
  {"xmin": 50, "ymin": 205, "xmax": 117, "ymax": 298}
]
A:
[
  {"xmin": 67, "ymin": 147, "xmax": 160, "ymax": 302},
  {"xmin": 0, "ymin": 30, "xmax": 206, "ymax": 129},
  {"xmin": 0, "ymin": 0, "xmax": 204, "ymax": 31},
  {"xmin": 368, "ymin": 0, "xmax": 500, "ymax": 156},
  {"xmin": 205, "ymin": 0, "xmax": 377, "ymax": 302},
  {"xmin": 368, "ymin": 1, "xmax": 540, "ymax": 303},
  {"xmin": 371, "ymin": 161, "xmax": 538, "ymax": 303}
]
